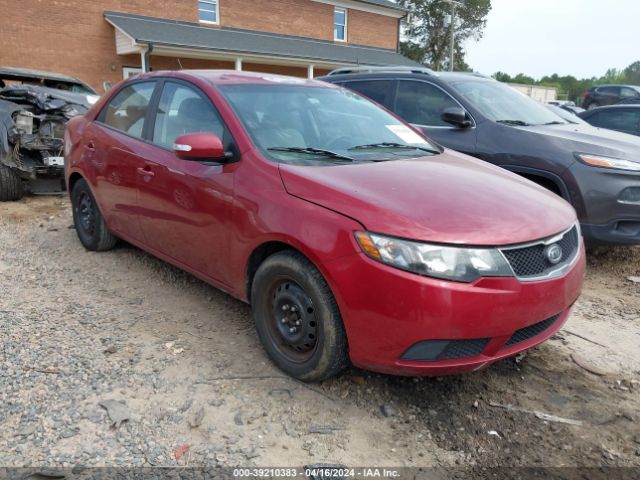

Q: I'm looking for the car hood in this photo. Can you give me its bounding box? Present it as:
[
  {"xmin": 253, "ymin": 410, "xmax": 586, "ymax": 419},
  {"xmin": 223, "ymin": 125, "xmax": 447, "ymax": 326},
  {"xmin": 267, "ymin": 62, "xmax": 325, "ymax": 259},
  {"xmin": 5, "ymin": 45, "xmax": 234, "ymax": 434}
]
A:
[
  {"xmin": 517, "ymin": 122, "xmax": 640, "ymax": 161},
  {"xmin": 0, "ymin": 84, "xmax": 93, "ymax": 114},
  {"xmin": 279, "ymin": 150, "xmax": 577, "ymax": 246}
]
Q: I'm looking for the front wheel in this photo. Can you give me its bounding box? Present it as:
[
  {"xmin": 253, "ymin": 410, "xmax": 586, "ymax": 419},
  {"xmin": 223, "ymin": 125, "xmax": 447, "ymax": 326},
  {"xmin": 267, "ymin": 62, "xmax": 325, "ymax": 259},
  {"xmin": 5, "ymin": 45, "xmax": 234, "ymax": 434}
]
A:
[
  {"xmin": 251, "ymin": 251, "xmax": 349, "ymax": 382},
  {"xmin": 587, "ymin": 102, "xmax": 600, "ymax": 110},
  {"xmin": 71, "ymin": 178, "xmax": 117, "ymax": 251}
]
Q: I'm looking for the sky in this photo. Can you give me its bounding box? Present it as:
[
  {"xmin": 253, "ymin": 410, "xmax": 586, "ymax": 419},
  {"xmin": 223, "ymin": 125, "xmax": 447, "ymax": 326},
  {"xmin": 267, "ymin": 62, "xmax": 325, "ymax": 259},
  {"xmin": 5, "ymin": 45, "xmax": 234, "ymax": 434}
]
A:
[{"xmin": 464, "ymin": 0, "xmax": 640, "ymax": 80}]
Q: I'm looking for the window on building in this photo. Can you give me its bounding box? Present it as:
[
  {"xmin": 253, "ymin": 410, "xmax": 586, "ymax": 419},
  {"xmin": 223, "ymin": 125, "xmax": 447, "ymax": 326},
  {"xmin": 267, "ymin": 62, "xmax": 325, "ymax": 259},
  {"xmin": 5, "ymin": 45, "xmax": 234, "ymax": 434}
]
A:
[
  {"xmin": 199, "ymin": 0, "xmax": 219, "ymax": 24},
  {"xmin": 334, "ymin": 7, "xmax": 347, "ymax": 41},
  {"xmin": 99, "ymin": 82, "xmax": 156, "ymax": 138}
]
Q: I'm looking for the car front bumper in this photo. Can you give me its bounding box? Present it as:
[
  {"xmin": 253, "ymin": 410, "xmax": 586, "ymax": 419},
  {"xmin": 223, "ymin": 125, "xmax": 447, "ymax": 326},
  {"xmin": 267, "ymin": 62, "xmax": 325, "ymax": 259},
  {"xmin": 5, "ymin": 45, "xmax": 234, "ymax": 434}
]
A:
[
  {"xmin": 566, "ymin": 161, "xmax": 640, "ymax": 245},
  {"xmin": 323, "ymin": 243, "xmax": 586, "ymax": 376}
]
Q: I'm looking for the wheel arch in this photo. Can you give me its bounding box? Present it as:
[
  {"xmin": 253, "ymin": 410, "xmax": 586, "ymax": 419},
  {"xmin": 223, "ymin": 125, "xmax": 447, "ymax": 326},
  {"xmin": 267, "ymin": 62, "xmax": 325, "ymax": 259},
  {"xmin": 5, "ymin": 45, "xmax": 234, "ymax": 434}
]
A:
[
  {"xmin": 502, "ymin": 165, "xmax": 570, "ymax": 201},
  {"xmin": 245, "ymin": 240, "xmax": 315, "ymax": 303},
  {"xmin": 67, "ymin": 171, "xmax": 85, "ymax": 196}
]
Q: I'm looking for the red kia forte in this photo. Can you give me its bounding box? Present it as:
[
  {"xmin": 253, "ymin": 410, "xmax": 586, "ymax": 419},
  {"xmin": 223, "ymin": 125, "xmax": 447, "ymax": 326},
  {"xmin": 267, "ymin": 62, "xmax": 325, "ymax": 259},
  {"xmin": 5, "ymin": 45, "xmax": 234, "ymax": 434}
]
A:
[{"xmin": 64, "ymin": 71, "xmax": 585, "ymax": 381}]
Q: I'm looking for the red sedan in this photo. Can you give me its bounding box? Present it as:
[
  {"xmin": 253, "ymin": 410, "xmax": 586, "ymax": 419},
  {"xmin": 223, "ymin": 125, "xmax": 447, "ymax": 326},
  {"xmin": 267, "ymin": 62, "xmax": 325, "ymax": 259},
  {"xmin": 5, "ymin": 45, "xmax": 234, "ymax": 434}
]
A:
[{"xmin": 64, "ymin": 71, "xmax": 585, "ymax": 381}]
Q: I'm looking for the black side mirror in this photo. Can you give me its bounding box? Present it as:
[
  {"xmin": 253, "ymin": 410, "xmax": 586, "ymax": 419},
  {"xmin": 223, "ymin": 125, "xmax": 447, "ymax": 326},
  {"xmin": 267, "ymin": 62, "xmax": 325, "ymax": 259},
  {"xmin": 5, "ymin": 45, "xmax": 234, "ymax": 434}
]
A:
[{"xmin": 441, "ymin": 107, "xmax": 472, "ymax": 128}]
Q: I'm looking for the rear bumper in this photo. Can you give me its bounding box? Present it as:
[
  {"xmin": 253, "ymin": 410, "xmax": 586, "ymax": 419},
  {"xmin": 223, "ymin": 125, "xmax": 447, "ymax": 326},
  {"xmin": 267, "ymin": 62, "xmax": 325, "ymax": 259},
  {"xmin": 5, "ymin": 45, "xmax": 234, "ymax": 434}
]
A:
[{"xmin": 322, "ymin": 244, "xmax": 586, "ymax": 376}]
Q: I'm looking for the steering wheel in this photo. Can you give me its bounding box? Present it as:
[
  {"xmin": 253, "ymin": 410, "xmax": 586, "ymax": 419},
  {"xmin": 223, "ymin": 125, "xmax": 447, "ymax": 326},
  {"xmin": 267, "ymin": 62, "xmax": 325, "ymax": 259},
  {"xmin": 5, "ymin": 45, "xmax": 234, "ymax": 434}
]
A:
[{"xmin": 326, "ymin": 135, "xmax": 370, "ymax": 150}]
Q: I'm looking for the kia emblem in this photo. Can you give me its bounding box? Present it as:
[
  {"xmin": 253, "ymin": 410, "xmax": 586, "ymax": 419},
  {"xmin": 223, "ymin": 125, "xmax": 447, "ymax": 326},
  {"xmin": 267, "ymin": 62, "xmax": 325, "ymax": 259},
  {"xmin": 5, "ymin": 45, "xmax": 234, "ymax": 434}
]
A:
[{"xmin": 545, "ymin": 244, "xmax": 563, "ymax": 264}]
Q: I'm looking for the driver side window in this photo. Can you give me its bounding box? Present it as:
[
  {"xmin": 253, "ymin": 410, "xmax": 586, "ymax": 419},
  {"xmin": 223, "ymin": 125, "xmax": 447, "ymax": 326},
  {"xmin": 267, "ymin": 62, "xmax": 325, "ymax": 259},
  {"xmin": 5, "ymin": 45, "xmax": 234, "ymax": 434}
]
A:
[
  {"xmin": 152, "ymin": 82, "xmax": 226, "ymax": 149},
  {"xmin": 395, "ymin": 80, "xmax": 460, "ymax": 127}
]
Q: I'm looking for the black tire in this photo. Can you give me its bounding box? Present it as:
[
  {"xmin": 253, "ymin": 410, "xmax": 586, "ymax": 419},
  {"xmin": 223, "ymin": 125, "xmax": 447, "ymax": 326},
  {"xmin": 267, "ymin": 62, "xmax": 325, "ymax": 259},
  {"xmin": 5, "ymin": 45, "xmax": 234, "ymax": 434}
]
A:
[
  {"xmin": 251, "ymin": 250, "xmax": 349, "ymax": 382},
  {"xmin": 0, "ymin": 165, "xmax": 23, "ymax": 201},
  {"xmin": 71, "ymin": 178, "xmax": 117, "ymax": 251}
]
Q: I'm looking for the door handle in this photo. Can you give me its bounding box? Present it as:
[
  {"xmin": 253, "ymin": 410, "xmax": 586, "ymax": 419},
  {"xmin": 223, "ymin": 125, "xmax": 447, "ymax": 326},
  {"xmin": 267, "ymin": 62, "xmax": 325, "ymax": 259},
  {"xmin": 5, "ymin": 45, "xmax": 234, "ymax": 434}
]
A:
[{"xmin": 136, "ymin": 166, "xmax": 155, "ymax": 178}]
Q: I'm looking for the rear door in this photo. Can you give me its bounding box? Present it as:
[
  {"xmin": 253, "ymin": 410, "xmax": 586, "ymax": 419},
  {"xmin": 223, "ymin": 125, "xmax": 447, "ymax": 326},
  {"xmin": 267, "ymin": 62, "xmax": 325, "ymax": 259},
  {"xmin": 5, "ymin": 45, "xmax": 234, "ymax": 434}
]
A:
[
  {"xmin": 88, "ymin": 80, "xmax": 157, "ymax": 242},
  {"xmin": 133, "ymin": 79, "xmax": 237, "ymax": 282},
  {"xmin": 392, "ymin": 79, "xmax": 477, "ymax": 155},
  {"xmin": 597, "ymin": 86, "xmax": 621, "ymax": 106},
  {"xmin": 339, "ymin": 79, "xmax": 396, "ymax": 109}
]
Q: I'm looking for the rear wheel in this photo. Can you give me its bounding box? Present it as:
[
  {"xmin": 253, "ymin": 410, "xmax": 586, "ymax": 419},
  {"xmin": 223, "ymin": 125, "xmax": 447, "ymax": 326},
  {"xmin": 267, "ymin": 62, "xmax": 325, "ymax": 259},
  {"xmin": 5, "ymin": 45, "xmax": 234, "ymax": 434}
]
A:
[
  {"xmin": 251, "ymin": 251, "xmax": 349, "ymax": 382},
  {"xmin": 71, "ymin": 178, "xmax": 117, "ymax": 251},
  {"xmin": 0, "ymin": 165, "xmax": 23, "ymax": 201}
]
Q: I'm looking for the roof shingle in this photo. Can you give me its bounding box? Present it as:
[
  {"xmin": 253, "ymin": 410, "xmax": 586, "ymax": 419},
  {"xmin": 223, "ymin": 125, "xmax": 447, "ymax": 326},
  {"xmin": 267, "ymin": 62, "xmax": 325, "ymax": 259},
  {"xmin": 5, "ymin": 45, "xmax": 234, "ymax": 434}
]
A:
[{"xmin": 104, "ymin": 11, "xmax": 420, "ymax": 68}]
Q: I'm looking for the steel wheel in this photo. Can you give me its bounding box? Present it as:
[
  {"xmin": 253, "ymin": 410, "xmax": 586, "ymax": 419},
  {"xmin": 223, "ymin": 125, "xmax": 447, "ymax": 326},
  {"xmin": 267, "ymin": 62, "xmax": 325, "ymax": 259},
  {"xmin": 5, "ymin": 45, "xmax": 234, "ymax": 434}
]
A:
[
  {"xmin": 251, "ymin": 250, "xmax": 349, "ymax": 381},
  {"xmin": 71, "ymin": 178, "xmax": 117, "ymax": 251},
  {"xmin": 267, "ymin": 278, "xmax": 319, "ymax": 363},
  {"xmin": 76, "ymin": 191, "xmax": 96, "ymax": 237}
]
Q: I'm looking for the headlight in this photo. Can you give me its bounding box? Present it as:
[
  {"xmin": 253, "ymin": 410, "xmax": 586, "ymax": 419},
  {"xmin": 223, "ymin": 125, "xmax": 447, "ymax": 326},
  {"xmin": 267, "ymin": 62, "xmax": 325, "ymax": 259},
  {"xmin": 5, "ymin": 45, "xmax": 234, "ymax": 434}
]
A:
[
  {"xmin": 355, "ymin": 231, "xmax": 513, "ymax": 283},
  {"xmin": 576, "ymin": 153, "xmax": 640, "ymax": 172}
]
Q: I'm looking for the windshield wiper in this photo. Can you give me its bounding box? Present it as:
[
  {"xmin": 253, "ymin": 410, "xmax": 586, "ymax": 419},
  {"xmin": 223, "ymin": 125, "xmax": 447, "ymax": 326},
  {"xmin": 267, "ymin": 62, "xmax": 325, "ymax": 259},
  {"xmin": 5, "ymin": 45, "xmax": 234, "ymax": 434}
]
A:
[
  {"xmin": 349, "ymin": 142, "xmax": 440, "ymax": 154},
  {"xmin": 268, "ymin": 147, "xmax": 354, "ymax": 161},
  {"xmin": 496, "ymin": 119, "xmax": 533, "ymax": 126}
]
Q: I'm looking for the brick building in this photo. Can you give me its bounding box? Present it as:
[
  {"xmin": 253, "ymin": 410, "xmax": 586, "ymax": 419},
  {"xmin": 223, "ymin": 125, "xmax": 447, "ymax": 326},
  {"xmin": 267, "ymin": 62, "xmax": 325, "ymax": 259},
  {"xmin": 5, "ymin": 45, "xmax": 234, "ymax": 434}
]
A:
[{"xmin": 1, "ymin": 0, "xmax": 418, "ymax": 92}]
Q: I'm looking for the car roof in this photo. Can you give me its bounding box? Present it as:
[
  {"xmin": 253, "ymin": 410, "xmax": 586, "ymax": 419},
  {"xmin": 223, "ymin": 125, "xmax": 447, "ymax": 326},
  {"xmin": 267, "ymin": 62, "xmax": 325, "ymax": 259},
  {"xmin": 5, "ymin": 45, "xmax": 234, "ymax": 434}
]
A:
[
  {"xmin": 594, "ymin": 84, "xmax": 640, "ymax": 89},
  {"xmin": 578, "ymin": 104, "xmax": 640, "ymax": 117},
  {"xmin": 131, "ymin": 69, "xmax": 335, "ymax": 88},
  {"xmin": 587, "ymin": 104, "xmax": 640, "ymax": 110},
  {"xmin": 0, "ymin": 66, "xmax": 93, "ymax": 90},
  {"xmin": 317, "ymin": 69, "xmax": 493, "ymax": 84}
]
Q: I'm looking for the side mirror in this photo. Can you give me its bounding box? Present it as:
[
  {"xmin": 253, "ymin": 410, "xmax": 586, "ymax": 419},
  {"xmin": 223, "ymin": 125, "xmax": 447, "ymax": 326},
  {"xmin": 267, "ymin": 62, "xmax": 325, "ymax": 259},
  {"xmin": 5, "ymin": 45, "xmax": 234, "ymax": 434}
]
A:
[
  {"xmin": 103, "ymin": 81, "xmax": 112, "ymax": 93},
  {"xmin": 173, "ymin": 132, "xmax": 228, "ymax": 162},
  {"xmin": 441, "ymin": 107, "xmax": 472, "ymax": 128}
]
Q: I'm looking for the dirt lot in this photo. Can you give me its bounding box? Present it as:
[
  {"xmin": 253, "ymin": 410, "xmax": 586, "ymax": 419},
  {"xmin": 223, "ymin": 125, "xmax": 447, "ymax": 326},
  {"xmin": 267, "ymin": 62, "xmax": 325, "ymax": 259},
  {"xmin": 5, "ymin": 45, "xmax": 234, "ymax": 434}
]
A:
[{"xmin": 1, "ymin": 196, "xmax": 639, "ymax": 475}]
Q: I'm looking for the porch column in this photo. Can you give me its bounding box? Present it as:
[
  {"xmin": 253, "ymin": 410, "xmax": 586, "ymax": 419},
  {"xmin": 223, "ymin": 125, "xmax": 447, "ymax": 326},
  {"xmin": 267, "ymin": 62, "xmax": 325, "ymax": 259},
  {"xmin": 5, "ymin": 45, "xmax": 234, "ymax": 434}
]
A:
[
  {"xmin": 235, "ymin": 58, "xmax": 243, "ymax": 71},
  {"xmin": 307, "ymin": 64, "xmax": 315, "ymax": 79}
]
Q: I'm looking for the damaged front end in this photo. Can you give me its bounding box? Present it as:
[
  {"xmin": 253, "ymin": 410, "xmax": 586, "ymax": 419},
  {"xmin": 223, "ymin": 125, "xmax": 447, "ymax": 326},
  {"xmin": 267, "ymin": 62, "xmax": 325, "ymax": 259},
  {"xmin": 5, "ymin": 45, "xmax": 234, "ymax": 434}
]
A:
[{"xmin": 0, "ymin": 85, "xmax": 92, "ymax": 199}]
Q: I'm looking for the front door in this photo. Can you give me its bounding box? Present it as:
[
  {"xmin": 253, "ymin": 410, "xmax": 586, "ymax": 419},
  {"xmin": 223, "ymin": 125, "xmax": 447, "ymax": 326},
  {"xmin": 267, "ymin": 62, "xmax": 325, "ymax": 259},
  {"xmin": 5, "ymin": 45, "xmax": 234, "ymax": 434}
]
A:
[
  {"xmin": 134, "ymin": 80, "xmax": 237, "ymax": 283},
  {"xmin": 393, "ymin": 80, "xmax": 478, "ymax": 155}
]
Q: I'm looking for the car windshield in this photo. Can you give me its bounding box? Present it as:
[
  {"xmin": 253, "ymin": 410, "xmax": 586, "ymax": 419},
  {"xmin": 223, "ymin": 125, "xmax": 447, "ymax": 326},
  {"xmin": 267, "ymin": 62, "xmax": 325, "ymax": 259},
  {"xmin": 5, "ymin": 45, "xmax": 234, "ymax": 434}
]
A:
[
  {"xmin": 218, "ymin": 83, "xmax": 440, "ymax": 164},
  {"xmin": 453, "ymin": 80, "xmax": 568, "ymax": 126}
]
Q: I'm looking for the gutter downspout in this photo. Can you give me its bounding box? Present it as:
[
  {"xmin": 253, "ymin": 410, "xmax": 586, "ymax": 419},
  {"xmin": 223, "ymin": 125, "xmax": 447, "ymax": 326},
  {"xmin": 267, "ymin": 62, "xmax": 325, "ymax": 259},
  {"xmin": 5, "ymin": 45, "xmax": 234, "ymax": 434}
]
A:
[
  {"xmin": 141, "ymin": 43, "xmax": 154, "ymax": 73},
  {"xmin": 397, "ymin": 11, "xmax": 408, "ymax": 53}
]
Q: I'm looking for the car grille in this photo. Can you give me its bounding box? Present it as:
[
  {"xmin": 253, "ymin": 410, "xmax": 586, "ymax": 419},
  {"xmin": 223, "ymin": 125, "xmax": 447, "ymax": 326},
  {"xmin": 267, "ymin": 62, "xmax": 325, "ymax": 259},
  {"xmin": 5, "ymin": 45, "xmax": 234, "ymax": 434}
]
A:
[
  {"xmin": 400, "ymin": 338, "xmax": 490, "ymax": 361},
  {"xmin": 504, "ymin": 313, "xmax": 561, "ymax": 347},
  {"xmin": 501, "ymin": 226, "xmax": 579, "ymax": 279},
  {"xmin": 435, "ymin": 339, "xmax": 491, "ymax": 360}
]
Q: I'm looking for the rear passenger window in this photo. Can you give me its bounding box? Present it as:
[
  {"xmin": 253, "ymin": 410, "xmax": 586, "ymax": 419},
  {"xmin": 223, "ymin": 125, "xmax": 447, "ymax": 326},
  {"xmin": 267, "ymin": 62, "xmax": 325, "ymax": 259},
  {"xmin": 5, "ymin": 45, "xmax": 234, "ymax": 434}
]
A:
[
  {"xmin": 99, "ymin": 82, "xmax": 155, "ymax": 138},
  {"xmin": 395, "ymin": 80, "xmax": 460, "ymax": 127},
  {"xmin": 152, "ymin": 82, "xmax": 225, "ymax": 149},
  {"xmin": 590, "ymin": 110, "xmax": 640, "ymax": 132},
  {"xmin": 343, "ymin": 80, "xmax": 394, "ymax": 107},
  {"xmin": 599, "ymin": 86, "xmax": 620, "ymax": 96}
]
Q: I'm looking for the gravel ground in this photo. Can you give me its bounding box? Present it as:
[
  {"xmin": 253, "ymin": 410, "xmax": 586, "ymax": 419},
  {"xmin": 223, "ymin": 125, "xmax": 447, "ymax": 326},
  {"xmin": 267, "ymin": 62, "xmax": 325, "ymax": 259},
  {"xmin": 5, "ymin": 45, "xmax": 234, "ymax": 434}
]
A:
[{"xmin": 1, "ymin": 196, "xmax": 639, "ymax": 475}]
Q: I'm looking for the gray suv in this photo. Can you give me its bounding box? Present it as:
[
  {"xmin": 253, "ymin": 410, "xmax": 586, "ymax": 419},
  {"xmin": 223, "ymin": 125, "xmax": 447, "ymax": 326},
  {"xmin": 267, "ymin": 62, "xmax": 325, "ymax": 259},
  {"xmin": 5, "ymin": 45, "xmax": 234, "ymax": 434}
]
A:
[{"xmin": 318, "ymin": 67, "xmax": 640, "ymax": 246}]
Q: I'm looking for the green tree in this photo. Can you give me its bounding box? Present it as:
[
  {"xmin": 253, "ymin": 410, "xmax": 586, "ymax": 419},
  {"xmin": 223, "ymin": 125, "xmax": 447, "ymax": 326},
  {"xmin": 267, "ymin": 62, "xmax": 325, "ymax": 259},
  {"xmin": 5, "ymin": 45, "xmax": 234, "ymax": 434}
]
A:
[
  {"xmin": 624, "ymin": 61, "xmax": 640, "ymax": 84},
  {"xmin": 490, "ymin": 61, "xmax": 640, "ymax": 103},
  {"xmin": 399, "ymin": 0, "xmax": 492, "ymax": 71}
]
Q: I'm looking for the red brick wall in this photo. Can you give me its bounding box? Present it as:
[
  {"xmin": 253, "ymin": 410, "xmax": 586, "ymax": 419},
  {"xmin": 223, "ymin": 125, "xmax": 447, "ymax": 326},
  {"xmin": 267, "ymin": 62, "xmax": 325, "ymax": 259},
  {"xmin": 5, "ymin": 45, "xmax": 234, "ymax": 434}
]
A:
[
  {"xmin": 347, "ymin": 9, "xmax": 399, "ymax": 50},
  {"xmin": 0, "ymin": 0, "xmax": 398, "ymax": 92},
  {"xmin": 219, "ymin": 0, "xmax": 334, "ymax": 41}
]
